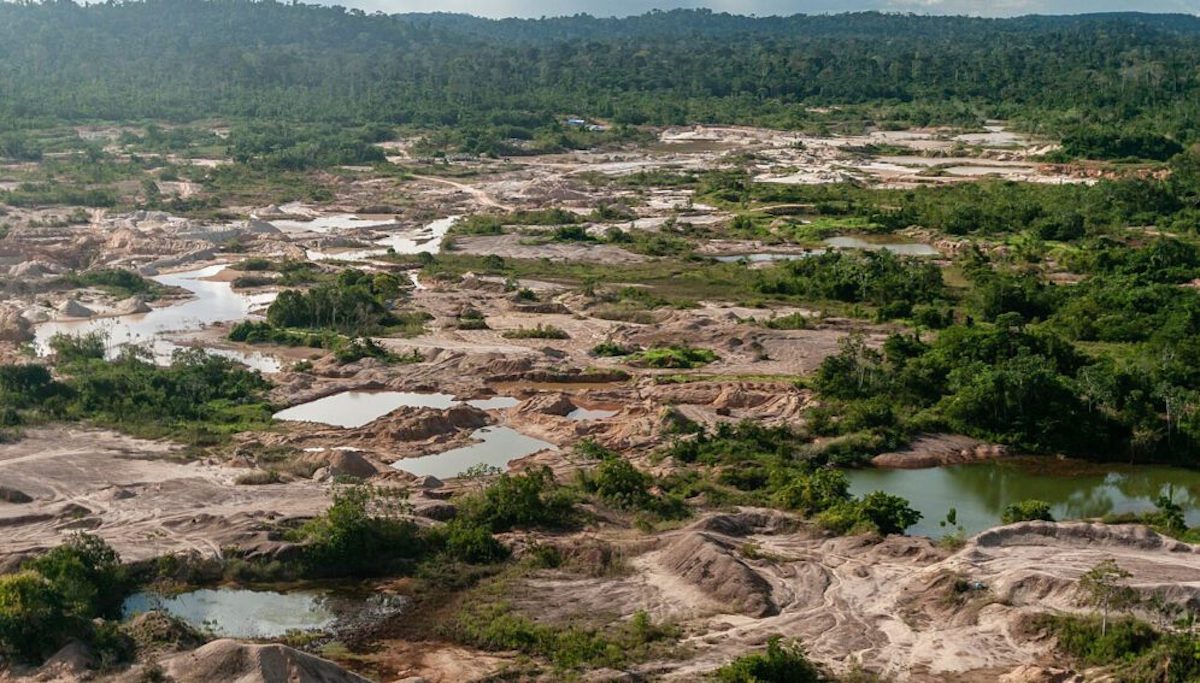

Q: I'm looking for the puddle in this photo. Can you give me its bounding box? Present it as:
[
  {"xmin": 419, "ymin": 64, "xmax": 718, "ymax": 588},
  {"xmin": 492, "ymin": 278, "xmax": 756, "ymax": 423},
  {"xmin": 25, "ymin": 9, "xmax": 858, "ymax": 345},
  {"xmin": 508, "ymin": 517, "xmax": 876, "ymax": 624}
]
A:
[
  {"xmin": 823, "ymin": 236, "xmax": 939, "ymax": 256},
  {"xmin": 306, "ymin": 216, "xmax": 460, "ymax": 261},
  {"xmin": 122, "ymin": 588, "xmax": 403, "ymax": 639},
  {"xmin": 714, "ymin": 252, "xmax": 822, "ymax": 263},
  {"xmin": 567, "ymin": 407, "xmax": 617, "ymax": 421},
  {"xmin": 33, "ymin": 265, "xmax": 279, "ymax": 371},
  {"xmin": 273, "ymin": 390, "xmax": 519, "ymax": 428},
  {"xmin": 391, "ymin": 426, "xmax": 557, "ymax": 479}
]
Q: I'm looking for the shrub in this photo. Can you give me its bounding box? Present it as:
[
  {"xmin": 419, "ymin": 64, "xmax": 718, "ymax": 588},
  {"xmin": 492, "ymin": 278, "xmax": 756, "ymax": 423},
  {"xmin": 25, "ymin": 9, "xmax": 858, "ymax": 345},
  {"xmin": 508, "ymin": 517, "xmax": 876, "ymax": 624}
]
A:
[
  {"xmin": 295, "ymin": 485, "xmax": 422, "ymax": 576},
  {"xmin": 443, "ymin": 519, "xmax": 510, "ymax": 564},
  {"xmin": 0, "ymin": 571, "xmax": 72, "ymax": 662},
  {"xmin": 26, "ymin": 533, "xmax": 126, "ymax": 619},
  {"xmin": 1000, "ymin": 499, "xmax": 1054, "ymax": 524},
  {"xmin": 714, "ymin": 636, "xmax": 827, "ymax": 682},
  {"xmin": 631, "ymin": 345, "xmax": 718, "ymax": 369},
  {"xmin": 458, "ymin": 467, "xmax": 578, "ymax": 532},
  {"xmin": 591, "ymin": 340, "xmax": 638, "ymax": 357},
  {"xmin": 763, "ymin": 313, "xmax": 809, "ymax": 330},
  {"xmin": 501, "ymin": 324, "xmax": 570, "ymax": 340}
]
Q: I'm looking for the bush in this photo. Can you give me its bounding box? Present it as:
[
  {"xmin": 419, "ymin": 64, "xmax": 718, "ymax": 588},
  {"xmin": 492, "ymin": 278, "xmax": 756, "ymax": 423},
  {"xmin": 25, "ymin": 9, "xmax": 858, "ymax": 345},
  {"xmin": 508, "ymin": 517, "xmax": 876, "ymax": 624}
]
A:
[
  {"xmin": 502, "ymin": 324, "xmax": 570, "ymax": 340},
  {"xmin": 714, "ymin": 636, "xmax": 828, "ymax": 682},
  {"xmin": 817, "ymin": 492, "xmax": 921, "ymax": 536},
  {"xmin": 1000, "ymin": 499, "xmax": 1054, "ymax": 524},
  {"xmin": 443, "ymin": 519, "xmax": 510, "ymax": 564},
  {"xmin": 458, "ymin": 467, "xmax": 578, "ymax": 532},
  {"xmin": 763, "ymin": 313, "xmax": 809, "ymax": 330},
  {"xmin": 588, "ymin": 457, "xmax": 653, "ymax": 510},
  {"xmin": 0, "ymin": 572, "xmax": 72, "ymax": 662},
  {"xmin": 591, "ymin": 340, "xmax": 638, "ymax": 357},
  {"xmin": 295, "ymin": 485, "xmax": 422, "ymax": 576},
  {"xmin": 631, "ymin": 345, "xmax": 718, "ymax": 369},
  {"xmin": 26, "ymin": 533, "xmax": 126, "ymax": 618}
]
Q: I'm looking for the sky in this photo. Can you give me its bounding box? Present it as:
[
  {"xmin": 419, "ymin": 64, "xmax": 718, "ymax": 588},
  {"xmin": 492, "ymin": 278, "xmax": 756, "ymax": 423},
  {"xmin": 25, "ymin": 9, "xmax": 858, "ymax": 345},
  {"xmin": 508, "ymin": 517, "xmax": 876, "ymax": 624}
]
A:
[{"xmin": 337, "ymin": 0, "xmax": 1200, "ymax": 18}]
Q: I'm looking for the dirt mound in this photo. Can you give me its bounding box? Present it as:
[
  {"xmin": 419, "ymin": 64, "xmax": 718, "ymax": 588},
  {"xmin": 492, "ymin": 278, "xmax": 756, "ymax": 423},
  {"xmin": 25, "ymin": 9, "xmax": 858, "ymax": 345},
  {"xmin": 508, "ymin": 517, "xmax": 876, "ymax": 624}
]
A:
[
  {"xmin": 113, "ymin": 296, "xmax": 153, "ymax": 315},
  {"xmin": 125, "ymin": 610, "xmax": 206, "ymax": 653},
  {"xmin": 162, "ymin": 639, "xmax": 370, "ymax": 683},
  {"xmin": 658, "ymin": 531, "xmax": 777, "ymax": 617},
  {"xmin": 872, "ymin": 433, "xmax": 1006, "ymax": 469},
  {"xmin": 301, "ymin": 449, "xmax": 390, "ymax": 479},
  {"xmin": 690, "ymin": 510, "xmax": 792, "ymax": 537},
  {"xmin": 365, "ymin": 405, "xmax": 489, "ymax": 442},
  {"xmin": 514, "ymin": 393, "xmax": 575, "ymax": 417},
  {"xmin": 973, "ymin": 521, "xmax": 1199, "ymax": 554},
  {"xmin": 56, "ymin": 299, "xmax": 94, "ymax": 318},
  {"xmin": 0, "ymin": 307, "xmax": 32, "ymax": 343}
]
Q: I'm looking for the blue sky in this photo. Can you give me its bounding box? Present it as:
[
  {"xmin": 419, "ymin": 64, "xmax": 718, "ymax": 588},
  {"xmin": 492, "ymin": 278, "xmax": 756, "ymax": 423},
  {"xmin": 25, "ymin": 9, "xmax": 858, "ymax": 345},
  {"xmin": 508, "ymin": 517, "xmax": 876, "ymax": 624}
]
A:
[{"xmin": 338, "ymin": 0, "xmax": 1200, "ymax": 17}]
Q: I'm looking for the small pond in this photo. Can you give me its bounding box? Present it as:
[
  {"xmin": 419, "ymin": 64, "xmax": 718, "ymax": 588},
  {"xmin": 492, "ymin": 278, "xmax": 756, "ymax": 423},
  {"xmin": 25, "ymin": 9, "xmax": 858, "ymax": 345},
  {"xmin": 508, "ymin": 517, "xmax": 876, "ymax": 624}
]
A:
[
  {"xmin": 391, "ymin": 426, "xmax": 557, "ymax": 479},
  {"xmin": 845, "ymin": 458, "xmax": 1200, "ymax": 538},
  {"xmin": 274, "ymin": 391, "xmax": 519, "ymax": 428},
  {"xmin": 121, "ymin": 588, "xmax": 402, "ymax": 639},
  {"xmin": 823, "ymin": 236, "xmax": 939, "ymax": 256}
]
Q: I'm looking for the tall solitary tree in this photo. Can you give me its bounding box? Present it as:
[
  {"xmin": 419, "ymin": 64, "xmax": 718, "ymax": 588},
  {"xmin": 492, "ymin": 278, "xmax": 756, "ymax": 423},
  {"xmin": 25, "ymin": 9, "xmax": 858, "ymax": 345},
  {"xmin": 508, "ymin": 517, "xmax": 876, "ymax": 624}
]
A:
[{"xmin": 1078, "ymin": 559, "xmax": 1137, "ymax": 636}]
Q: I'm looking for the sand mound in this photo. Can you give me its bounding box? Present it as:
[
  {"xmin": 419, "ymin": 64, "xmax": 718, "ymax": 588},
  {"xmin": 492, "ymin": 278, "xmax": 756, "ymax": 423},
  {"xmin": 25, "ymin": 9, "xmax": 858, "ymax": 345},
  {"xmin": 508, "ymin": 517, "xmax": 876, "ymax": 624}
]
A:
[
  {"xmin": 114, "ymin": 296, "xmax": 153, "ymax": 315},
  {"xmin": 162, "ymin": 639, "xmax": 370, "ymax": 683},
  {"xmin": 56, "ymin": 299, "xmax": 94, "ymax": 318},
  {"xmin": 659, "ymin": 531, "xmax": 777, "ymax": 617}
]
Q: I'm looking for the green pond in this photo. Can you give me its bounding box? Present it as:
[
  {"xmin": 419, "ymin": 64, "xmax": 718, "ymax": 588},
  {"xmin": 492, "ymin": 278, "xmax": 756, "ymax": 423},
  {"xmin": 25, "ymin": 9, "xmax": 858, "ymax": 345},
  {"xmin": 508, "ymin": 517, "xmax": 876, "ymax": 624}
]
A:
[{"xmin": 844, "ymin": 458, "xmax": 1200, "ymax": 538}]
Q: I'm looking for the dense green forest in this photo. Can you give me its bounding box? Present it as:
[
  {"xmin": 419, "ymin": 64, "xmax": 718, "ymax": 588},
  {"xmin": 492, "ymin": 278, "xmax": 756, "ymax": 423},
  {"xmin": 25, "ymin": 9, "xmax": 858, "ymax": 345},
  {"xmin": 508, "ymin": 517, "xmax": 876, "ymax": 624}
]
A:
[{"xmin": 0, "ymin": 2, "xmax": 1198, "ymax": 147}]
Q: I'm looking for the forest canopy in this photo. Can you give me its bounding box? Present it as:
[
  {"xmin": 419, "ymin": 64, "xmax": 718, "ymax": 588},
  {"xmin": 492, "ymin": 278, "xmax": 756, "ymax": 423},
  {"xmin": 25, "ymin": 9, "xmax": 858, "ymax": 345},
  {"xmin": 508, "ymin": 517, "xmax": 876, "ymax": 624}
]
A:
[{"xmin": 0, "ymin": 3, "xmax": 1198, "ymax": 149}]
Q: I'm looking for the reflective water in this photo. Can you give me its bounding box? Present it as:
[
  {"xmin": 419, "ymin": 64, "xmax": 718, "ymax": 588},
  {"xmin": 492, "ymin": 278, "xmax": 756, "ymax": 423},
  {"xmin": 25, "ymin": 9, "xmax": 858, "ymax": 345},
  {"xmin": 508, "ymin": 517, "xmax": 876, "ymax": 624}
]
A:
[
  {"xmin": 567, "ymin": 407, "xmax": 618, "ymax": 421},
  {"xmin": 391, "ymin": 426, "xmax": 558, "ymax": 479},
  {"xmin": 274, "ymin": 391, "xmax": 519, "ymax": 428},
  {"xmin": 33, "ymin": 265, "xmax": 279, "ymax": 371},
  {"xmin": 122, "ymin": 588, "xmax": 404, "ymax": 639},
  {"xmin": 845, "ymin": 458, "xmax": 1200, "ymax": 538},
  {"xmin": 268, "ymin": 214, "xmax": 398, "ymax": 235},
  {"xmin": 714, "ymin": 252, "xmax": 821, "ymax": 263},
  {"xmin": 823, "ymin": 236, "xmax": 939, "ymax": 256},
  {"xmin": 123, "ymin": 589, "xmax": 336, "ymax": 638},
  {"xmin": 306, "ymin": 216, "xmax": 459, "ymax": 261}
]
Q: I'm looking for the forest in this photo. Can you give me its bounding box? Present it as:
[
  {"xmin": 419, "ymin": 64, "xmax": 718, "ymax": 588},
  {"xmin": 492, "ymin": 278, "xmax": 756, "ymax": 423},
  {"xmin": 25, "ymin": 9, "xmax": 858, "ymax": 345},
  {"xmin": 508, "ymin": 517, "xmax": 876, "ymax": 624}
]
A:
[{"xmin": 0, "ymin": 3, "xmax": 1198, "ymax": 153}]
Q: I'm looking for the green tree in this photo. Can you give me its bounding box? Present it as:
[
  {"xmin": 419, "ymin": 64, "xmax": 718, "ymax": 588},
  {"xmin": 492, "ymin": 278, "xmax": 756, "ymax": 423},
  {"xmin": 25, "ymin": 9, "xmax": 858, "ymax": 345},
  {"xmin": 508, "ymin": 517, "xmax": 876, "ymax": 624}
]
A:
[
  {"xmin": 1078, "ymin": 559, "xmax": 1137, "ymax": 636},
  {"xmin": 1000, "ymin": 500, "xmax": 1055, "ymax": 525}
]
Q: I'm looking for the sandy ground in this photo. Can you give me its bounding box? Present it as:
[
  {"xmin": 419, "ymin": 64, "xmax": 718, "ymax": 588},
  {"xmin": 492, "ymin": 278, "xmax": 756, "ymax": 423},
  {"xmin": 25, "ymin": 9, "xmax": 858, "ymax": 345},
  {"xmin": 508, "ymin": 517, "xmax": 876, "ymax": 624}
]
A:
[
  {"xmin": 0, "ymin": 427, "xmax": 329, "ymax": 564},
  {"xmin": 479, "ymin": 513, "xmax": 1200, "ymax": 682}
]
